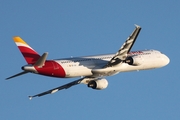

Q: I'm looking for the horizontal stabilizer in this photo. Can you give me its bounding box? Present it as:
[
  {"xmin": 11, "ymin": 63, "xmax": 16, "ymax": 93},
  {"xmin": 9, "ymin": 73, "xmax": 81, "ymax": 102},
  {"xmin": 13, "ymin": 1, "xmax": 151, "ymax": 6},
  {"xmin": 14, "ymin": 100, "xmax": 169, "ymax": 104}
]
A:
[
  {"xmin": 6, "ymin": 71, "xmax": 28, "ymax": 80},
  {"xmin": 34, "ymin": 52, "xmax": 48, "ymax": 67}
]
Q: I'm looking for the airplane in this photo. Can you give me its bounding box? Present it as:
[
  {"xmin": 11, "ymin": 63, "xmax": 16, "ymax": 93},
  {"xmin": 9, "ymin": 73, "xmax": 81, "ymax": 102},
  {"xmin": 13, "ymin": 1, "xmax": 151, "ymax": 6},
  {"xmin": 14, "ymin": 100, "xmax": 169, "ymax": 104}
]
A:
[{"xmin": 6, "ymin": 25, "xmax": 170, "ymax": 100}]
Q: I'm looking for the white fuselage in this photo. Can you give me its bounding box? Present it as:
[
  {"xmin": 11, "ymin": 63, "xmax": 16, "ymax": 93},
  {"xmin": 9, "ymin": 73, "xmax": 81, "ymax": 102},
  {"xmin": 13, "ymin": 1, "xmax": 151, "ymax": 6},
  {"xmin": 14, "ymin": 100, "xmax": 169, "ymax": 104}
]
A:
[
  {"xmin": 54, "ymin": 50, "xmax": 169, "ymax": 78},
  {"xmin": 7, "ymin": 26, "xmax": 171, "ymax": 99}
]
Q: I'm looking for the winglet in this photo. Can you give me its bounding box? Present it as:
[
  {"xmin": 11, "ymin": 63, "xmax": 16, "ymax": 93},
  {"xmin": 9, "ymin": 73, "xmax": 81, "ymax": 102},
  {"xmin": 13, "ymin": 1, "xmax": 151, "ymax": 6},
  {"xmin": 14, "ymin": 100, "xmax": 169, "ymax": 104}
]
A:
[
  {"xmin": 34, "ymin": 52, "xmax": 48, "ymax": 67},
  {"xmin": 29, "ymin": 96, "xmax": 33, "ymax": 100},
  {"xmin": 134, "ymin": 24, "xmax": 141, "ymax": 28}
]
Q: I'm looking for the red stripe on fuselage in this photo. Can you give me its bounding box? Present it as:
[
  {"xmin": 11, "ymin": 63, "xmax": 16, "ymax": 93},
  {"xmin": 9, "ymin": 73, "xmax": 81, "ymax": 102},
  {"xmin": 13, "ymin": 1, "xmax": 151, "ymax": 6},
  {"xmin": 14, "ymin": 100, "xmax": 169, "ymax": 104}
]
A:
[
  {"xmin": 34, "ymin": 60, "xmax": 66, "ymax": 78},
  {"xmin": 18, "ymin": 46, "xmax": 40, "ymax": 64}
]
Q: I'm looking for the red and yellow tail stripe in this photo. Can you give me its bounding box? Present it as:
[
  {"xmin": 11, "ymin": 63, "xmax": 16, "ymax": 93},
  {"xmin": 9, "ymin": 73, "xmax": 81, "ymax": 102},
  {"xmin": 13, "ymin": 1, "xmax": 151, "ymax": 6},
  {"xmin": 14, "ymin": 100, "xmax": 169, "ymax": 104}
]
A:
[{"xmin": 13, "ymin": 36, "xmax": 40, "ymax": 64}]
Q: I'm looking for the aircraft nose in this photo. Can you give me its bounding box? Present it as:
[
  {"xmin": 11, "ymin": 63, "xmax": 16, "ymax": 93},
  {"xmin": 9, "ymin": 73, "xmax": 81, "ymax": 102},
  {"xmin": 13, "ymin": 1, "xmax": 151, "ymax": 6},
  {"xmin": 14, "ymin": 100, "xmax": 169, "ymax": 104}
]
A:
[{"xmin": 162, "ymin": 54, "xmax": 170, "ymax": 66}]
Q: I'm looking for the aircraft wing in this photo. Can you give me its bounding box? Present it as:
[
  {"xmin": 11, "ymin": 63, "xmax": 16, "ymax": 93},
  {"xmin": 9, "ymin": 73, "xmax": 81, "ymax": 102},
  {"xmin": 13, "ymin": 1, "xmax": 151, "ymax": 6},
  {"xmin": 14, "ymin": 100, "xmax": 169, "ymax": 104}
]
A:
[
  {"xmin": 105, "ymin": 25, "xmax": 141, "ymax": 67},
  {"xmin": 29, "ymin": 79, "xmax": 82, "ymax": 99},
  {"xmin": 29, "ymin": 77, "xmax": 95, "ymax": 99}
]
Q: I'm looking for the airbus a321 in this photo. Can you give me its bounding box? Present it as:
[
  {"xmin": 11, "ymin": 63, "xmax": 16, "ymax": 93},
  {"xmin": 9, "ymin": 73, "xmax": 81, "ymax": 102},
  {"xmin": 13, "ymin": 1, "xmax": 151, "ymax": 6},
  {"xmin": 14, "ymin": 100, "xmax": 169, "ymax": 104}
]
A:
[{"xmin": 6, "ymin": 25, "xmax": 170, "ymax": 99}]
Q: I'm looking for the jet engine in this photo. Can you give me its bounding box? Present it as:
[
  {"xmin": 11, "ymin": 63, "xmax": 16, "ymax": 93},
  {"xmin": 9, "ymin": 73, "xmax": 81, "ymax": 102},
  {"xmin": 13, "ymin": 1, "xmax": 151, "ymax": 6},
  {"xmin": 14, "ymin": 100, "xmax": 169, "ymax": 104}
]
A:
[
  {"xmin": 125, "ymin": 56, "xmax": 141, "ymax": 66},
  {"xmin": 87, "ymin": 78, "xmax": 108, "ymax": 90}
]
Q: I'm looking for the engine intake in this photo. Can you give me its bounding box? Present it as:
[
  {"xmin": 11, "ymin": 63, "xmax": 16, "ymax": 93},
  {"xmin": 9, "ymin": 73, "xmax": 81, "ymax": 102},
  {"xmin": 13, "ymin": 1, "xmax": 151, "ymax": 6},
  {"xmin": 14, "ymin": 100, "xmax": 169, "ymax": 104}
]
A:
[
  {"xmin": 87, "ymin": 78, "xmax": 108, "ymax": 90},
  {"xmin": 125, "ymin": 56, "xmax": 141, "ymax": 66}
]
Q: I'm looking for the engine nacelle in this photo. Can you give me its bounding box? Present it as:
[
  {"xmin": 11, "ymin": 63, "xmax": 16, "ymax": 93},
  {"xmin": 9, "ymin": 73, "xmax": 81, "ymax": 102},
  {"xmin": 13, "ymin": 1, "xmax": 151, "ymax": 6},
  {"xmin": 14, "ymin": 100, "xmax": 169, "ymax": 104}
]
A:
[
  {"xmin": 125, "ymin": 56, "xmax": 141, "ymax": 66},
  {"xmin": 87, "ymin": 78, "xmax": 108, "ymax": 90}
]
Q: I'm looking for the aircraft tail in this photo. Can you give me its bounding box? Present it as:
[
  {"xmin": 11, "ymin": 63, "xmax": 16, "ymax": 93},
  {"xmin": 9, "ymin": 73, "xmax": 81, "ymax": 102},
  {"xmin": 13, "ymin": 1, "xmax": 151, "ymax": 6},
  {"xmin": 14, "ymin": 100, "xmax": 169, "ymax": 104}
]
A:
[{"xmin": 13, "ymin": 36, "xmax": 40, "ymax": 64}]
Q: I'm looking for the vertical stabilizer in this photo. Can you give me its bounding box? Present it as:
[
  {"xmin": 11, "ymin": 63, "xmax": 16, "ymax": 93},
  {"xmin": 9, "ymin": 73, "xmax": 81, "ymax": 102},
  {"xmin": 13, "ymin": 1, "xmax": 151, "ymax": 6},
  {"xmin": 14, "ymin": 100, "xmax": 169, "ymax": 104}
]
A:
[{"xmin": 13, "ymin": 36, "xmax": 40, "ymax": 64}]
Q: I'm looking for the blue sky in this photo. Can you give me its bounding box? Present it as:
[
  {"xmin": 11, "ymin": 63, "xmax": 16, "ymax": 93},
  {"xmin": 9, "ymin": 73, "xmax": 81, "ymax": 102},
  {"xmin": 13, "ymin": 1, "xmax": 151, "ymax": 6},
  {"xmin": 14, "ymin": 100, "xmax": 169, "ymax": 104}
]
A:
[{"xmin": 1, "ymin": 1, "xmax": 179, "ymax": 120}]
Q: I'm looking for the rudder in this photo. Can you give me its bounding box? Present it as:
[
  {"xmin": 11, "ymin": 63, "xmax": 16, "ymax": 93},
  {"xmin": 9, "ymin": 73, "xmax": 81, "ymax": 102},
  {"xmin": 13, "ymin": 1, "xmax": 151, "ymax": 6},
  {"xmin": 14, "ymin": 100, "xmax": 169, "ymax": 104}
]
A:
[{"xmin": 13, "ymin": 36, "xmax": 40, "ymax": 64}]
